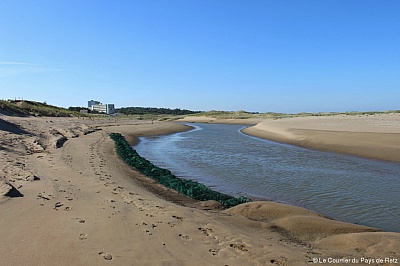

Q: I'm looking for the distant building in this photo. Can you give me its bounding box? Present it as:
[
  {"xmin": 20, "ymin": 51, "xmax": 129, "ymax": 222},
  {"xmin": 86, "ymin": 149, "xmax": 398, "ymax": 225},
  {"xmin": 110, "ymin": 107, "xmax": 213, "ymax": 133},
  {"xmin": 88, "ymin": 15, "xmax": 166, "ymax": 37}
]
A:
[
  {"xmin": 87, "ymin": 99, "xmax": 115, "ymax": 114},
  {"xmin": 91, "ymin": 103, "xmax": 115, "ymax": 115},
  {"xmin": 88, "ymin": 100, "xmax": 100, "ymax": 108},
  {"xmin": 80, "ymin": 109, "xmax": 88, "ymax": 114}
]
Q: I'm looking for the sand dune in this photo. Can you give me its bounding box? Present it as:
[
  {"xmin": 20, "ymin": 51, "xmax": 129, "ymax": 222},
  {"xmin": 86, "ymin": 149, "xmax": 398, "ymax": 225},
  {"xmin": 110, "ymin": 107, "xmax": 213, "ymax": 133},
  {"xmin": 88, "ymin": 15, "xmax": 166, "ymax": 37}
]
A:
[
  {"xmin": 1, "ymin": 115, "xmax": 399, "ymax": 265},
  {"xmin": 226, "ymin": 202, "xmax": 380, "ymax": 241}
]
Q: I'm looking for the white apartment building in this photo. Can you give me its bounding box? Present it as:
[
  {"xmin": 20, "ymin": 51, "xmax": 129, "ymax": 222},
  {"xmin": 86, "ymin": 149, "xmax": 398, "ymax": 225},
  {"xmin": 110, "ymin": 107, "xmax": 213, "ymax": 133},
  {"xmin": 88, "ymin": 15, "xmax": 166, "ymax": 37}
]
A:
[{"xmin": 91, "ymin": 103, "xmax": 115, "ymax": 114}]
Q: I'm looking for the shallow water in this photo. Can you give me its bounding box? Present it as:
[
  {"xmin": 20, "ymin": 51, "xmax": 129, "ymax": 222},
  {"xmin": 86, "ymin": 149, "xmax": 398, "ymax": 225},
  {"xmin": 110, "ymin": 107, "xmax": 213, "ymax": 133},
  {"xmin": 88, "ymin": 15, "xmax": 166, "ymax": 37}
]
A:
[{"xmin": 135, "ymin": 123, "xmax": 400, "ymax": 232}]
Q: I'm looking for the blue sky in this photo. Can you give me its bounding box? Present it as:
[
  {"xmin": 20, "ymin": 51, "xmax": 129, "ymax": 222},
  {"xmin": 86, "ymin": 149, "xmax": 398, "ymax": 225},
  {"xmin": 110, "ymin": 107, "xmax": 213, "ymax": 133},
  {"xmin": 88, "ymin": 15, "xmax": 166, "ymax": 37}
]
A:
[{"xmin": 1, "ymin": 0, "xmax": 399, "ymax": 113}]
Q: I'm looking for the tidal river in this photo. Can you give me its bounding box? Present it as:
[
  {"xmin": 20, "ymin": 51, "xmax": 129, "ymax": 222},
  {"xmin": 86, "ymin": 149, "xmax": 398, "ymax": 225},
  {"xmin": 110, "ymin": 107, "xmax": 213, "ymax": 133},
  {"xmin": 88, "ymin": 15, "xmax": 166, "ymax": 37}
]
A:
[{"xmin": 135, "ymin": 123, "xmax": 400, "ymax": 232}]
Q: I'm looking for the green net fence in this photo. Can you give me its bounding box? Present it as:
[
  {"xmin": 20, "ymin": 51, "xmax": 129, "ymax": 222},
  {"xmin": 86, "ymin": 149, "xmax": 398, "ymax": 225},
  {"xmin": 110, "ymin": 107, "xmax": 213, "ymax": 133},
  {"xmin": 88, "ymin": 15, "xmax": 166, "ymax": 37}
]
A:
[{"xmin": 109, "ymin": 133, "xmax": 251, "ymax": 207}]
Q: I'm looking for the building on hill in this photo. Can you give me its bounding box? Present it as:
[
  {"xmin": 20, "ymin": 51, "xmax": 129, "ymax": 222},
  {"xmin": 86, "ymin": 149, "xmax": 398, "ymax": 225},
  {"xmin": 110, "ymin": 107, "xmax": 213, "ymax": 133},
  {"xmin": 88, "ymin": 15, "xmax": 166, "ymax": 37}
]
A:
[
  {"xmin": 91, "ymin": 103, "xmax": 115, "ymax": 114},
  {"xmin": 87, "ymin": 100, "xmax": 115, "ymax": 114}
]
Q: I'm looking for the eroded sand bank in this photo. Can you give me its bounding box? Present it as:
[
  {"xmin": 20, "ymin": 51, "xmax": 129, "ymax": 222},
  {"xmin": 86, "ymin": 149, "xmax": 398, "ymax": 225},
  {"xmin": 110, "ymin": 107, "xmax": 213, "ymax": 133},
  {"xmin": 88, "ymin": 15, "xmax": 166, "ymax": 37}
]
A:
[{"xmin": 1, "ymin": 116, "xmax": 399, "ymax": 265}]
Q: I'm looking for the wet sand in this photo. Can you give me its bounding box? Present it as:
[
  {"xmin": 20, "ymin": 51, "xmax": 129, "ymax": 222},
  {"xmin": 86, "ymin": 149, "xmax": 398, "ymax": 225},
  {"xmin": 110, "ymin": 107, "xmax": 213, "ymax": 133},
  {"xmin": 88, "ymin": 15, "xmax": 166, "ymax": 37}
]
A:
[
  {"xmin": 1, "ymin": 115, "xmax": 399, "ymax": 265},
  {"xmin": 241, "ymin": 114, "xmax": 400, "ymax": 163}
]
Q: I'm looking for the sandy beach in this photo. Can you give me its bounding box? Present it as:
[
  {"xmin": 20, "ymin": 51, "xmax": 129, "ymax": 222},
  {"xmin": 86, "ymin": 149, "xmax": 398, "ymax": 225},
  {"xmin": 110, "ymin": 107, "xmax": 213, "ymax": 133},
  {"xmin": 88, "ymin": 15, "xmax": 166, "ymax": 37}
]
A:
[{"xmin": 1, "ymin": 115, "xmax": 399, "ymax": 265}]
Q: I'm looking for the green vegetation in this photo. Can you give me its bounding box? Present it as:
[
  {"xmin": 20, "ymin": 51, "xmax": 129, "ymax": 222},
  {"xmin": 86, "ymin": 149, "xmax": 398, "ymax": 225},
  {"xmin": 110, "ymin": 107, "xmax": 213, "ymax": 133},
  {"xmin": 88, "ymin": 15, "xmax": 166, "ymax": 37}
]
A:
[
  {"xmin": 109, "ymin": 133, "xmax": 251, "ymax": 207},
  {"xmin": 68, "ymin": 106, "xmax": 102, "ymax": 114},
  {"xmin": 187, "ymin": 109, "xmax": 400, "ymax": 120},
  {"xmin": 191, "ymin": 110, "xmax": 269, "ymax": 119},
  {"xmin": 68, "ymin": 106, "xmax": 88, "ymax": 112},
  {"xmin": 117, "ymin": 107, "xmax": 200, "ymax": 116},
  {"xmin": 0, "ymin": 100, "xmax": 87, "ymax": 117},
  {"xmin": 114, "ymin": 107, "xmax": 201, "ymax": 121}
]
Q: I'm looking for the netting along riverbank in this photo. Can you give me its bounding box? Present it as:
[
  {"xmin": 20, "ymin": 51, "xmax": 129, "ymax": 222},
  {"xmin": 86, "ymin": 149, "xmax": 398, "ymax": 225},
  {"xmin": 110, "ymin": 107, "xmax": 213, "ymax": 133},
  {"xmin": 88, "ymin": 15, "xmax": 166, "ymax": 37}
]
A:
[{"xmin": 110, "ymin": 133, "xmax": 251, "ymax": 207}]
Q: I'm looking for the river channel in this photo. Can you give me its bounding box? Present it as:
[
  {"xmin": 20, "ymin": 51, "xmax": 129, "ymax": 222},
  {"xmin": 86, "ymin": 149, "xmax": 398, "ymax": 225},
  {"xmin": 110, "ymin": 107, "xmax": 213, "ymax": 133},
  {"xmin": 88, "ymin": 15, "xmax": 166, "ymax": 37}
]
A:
[{"xmin": 135, "ymin": 123, "xmax": 400, "ymax": 232}]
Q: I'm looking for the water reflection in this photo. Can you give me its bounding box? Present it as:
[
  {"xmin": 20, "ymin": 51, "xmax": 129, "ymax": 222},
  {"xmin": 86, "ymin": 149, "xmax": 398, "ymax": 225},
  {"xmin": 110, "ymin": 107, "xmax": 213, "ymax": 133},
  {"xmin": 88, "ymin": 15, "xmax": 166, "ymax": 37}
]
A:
[{"xmin": 135, "ymin": 123, "xmax": 400, "ymax": 232}]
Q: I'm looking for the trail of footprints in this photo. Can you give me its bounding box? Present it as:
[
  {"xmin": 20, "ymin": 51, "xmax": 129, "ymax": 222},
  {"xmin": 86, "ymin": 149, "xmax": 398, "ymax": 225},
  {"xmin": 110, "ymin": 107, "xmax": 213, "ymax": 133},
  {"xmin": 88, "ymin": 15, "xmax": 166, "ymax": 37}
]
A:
[
  {"xmin": 90, "ymin": 136, "xmax": 251, "ymax": 260},
  {"xmin": 39, "ymin": 133, "xmax": 253, "ymax": 262},
  {"xmin": 37, "ymin": 189, "xmax": 74, "ymax": 212},
  {"xmin": 88, "ymin": 136, "xmax": 109, "ymax": 181},
  {"xmin": 36, "ymin": 136, "xmax": 117, "ymax": 260},
  {"xmin": 122, "ymin": 188, "xmax": 251, "ymax": 259}
]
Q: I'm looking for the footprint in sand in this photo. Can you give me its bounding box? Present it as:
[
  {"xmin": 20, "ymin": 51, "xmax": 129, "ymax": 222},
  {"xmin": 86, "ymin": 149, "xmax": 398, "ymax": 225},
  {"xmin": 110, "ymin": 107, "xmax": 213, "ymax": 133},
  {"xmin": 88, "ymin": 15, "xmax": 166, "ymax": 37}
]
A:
[
  {"xmin": 167, "ymin": 222, "xmax": 176, "ymax": 228},
  {"xmin": 54, "ymin": 202, "xmax": 63, "ymax": 210},
  {"xmin": 99, "ymin": 252, "xmax": 112, "ymax": 260},
  {"xmin": 270, "ymin": 257, "xmax": 288, "ymax": 265},
  {"xmin": 198, "ymin": 227, "xmax": 213, "ymax": 236},
  {"xmin": 123, "ymin": 199, "xmax": 133, "ymax": 205},
  {"xmin": 172, "ymin": 215, "xmax": 184, "ymax": 221},
  {"xmin": 79, "ymin": 233, "xmax": 88, "ymax": 240},
  {"xmin": 179, "ymin": 234, "xmax": 191, "ymax": 240},
  {"xmin": 104, "ymin": 182, "xmax": 116, "ymax": 187},
  {"xmin": 76, "ymin": 218, "xmax": 86, "ymax": 223},
  {"xmin": 37, "ymin": 193, "xmax": 51, "ymax": 201},
  {"xmin": 209, "ymin": 249, "xmax": 220, "ymax": 256},
  {"xmin": 229, "ymin": 243, "xmax": 248, "ymax": 252}
]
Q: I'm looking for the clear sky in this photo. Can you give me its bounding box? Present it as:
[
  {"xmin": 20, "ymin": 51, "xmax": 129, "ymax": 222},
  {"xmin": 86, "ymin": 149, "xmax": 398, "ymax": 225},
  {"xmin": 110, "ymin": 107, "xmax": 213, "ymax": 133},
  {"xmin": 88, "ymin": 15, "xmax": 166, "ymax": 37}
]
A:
[{"xmin": 1, "ymin": 0, "xmax": 399, "ymax": 113}]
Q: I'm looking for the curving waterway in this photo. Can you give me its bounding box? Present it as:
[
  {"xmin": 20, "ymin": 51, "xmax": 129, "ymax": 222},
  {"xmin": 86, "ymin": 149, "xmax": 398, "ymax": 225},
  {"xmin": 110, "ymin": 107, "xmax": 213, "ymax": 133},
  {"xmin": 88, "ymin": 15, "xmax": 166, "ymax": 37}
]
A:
[{"xmin": 135, "ymin": 123, "xmax": 400, "ymax": 232}]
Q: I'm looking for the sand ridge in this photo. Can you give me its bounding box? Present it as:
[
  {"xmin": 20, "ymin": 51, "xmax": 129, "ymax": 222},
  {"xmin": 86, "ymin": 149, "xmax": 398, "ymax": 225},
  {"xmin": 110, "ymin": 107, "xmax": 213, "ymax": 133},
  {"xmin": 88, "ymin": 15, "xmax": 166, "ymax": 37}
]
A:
[{"xmin": 1, "ymin": 115, "xmax": 399, "ymax": 265}]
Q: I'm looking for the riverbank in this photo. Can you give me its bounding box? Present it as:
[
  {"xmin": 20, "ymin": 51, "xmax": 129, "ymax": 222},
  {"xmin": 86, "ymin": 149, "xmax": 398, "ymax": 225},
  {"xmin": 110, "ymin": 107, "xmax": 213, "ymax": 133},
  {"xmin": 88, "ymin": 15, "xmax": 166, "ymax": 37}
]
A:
[
  {"xmin": 242, "ymin": 114, "xmax": 400, "ymax": 163},
  {"xmin": 1, "ymin": 116, "xmax": 399, "ymax": 265},
  {"xmin": 180, "ymin": 114, "xmax": 400, "ymax": 163}
]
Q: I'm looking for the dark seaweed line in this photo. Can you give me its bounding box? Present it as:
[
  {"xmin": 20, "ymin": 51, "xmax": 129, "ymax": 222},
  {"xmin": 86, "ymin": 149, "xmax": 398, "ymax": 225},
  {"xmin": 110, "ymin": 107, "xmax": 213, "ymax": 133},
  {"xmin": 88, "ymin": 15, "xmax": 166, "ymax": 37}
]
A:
[{"xmin": 109, "ymin": 133, "xmax": 251, "ymax": 207}]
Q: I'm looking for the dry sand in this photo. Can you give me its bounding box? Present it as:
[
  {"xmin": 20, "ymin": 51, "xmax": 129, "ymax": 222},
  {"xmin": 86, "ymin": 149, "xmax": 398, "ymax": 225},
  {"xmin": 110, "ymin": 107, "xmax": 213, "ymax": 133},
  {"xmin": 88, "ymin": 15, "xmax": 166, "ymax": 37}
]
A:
[{"xmin": 1, "ymin": 115, "xmax": 399, "ymax": 265}]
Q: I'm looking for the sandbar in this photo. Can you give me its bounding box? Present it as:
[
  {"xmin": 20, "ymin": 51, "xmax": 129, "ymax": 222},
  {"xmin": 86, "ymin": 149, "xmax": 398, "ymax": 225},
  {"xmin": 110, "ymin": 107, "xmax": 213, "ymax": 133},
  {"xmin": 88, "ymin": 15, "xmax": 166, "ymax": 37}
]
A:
[{"xmin": 241, "ymin": 114, "xmax": 400, "ymax": 163}]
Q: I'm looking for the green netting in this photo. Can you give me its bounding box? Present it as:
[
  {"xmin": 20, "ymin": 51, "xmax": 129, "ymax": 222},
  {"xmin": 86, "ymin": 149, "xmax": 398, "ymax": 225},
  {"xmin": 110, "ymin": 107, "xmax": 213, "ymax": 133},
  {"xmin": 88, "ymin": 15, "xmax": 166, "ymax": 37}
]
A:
[{"xmin": 109, "ymin": 133, "xmax": 251, "ymax": 207}]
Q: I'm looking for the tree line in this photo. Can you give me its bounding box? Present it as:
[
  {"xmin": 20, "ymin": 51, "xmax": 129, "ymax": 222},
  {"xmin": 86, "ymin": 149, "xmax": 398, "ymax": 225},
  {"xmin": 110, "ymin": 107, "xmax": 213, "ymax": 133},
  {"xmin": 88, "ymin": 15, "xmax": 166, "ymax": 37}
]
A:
[{"xmin": 116, "ymin": 107, "xmax": 201, "ymax": 115}]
